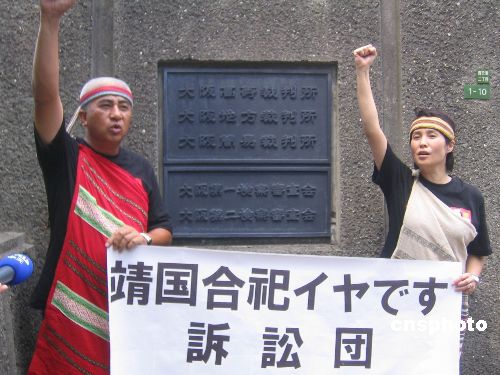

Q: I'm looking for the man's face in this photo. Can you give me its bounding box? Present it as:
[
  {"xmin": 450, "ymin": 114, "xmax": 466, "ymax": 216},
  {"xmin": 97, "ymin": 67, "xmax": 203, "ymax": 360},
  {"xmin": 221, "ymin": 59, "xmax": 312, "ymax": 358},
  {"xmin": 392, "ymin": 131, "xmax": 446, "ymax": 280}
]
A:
[{"xmin": 80, "ymin": 95, "xmax": 132, "ymax": 154}]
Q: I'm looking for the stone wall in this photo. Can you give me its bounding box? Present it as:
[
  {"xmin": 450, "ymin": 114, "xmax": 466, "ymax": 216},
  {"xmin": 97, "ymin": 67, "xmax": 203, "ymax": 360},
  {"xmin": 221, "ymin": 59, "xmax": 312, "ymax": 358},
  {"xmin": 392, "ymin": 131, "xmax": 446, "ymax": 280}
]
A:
[
  {"xmin": 0, "ymin": 1, "xmax": 497, "ymax": 373},
  {"xmin": 0, "ymin": 233, "xmax": 35, "ymax": 375}
]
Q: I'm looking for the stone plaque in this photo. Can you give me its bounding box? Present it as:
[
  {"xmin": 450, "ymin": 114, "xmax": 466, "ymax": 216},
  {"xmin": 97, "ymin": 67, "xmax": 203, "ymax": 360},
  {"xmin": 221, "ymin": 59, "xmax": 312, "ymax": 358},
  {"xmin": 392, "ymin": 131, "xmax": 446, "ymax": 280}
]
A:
[{"xmin": 162, "ymin": 65, "xmax": 334, "ymax": 237}]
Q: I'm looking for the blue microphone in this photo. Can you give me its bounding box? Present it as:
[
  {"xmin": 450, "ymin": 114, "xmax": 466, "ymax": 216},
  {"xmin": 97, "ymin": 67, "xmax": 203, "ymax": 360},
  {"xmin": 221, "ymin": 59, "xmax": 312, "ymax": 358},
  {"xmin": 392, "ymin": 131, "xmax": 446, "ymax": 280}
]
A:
[{"xmin": 0, "ymin": 253, "xmax": 34, "ymax": 286}]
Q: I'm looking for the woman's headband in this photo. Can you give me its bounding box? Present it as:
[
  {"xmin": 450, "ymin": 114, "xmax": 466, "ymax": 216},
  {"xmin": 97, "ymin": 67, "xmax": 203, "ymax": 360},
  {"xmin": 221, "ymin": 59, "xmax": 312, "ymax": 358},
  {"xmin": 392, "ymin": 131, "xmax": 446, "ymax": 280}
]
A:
[
  {"xmin": 409, "ymin": 116, "xmax": 455, "ymax": 141},
  {"xmin": 79, "ymin": 77, "xmax": 133, "ymax": 108}
]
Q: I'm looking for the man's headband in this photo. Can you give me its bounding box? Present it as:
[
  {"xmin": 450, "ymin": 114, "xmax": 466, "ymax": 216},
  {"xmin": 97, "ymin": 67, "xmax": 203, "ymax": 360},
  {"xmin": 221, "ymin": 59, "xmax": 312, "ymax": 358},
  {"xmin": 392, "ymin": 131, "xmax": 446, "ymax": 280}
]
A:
[
  {"xmin": 409, "ymin": 116, "xmax": 455, "ymax": 141},
  {"xmin": 66, "ymin": 77, "xmax": 134, "ymax": 134},
  {"xmin": 79, "ymin": 77, "xmax": 133, "ymax": 108}
]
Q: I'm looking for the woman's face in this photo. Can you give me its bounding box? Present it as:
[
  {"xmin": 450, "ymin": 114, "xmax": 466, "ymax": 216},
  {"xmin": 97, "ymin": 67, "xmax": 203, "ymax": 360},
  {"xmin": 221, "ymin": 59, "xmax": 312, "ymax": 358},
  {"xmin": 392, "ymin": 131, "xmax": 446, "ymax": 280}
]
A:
[{"xmin": 410, "ymin": 128, "xmax": 454, "ymax": 171}]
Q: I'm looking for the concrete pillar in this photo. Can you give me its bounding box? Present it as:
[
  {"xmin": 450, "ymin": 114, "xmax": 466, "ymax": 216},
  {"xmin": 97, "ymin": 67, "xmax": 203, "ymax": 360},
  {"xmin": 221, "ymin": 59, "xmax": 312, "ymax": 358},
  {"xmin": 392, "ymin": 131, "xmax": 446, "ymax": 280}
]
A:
[{"xmin": 91, "ymin": 0, "xmax": 114, "ymax": 77}]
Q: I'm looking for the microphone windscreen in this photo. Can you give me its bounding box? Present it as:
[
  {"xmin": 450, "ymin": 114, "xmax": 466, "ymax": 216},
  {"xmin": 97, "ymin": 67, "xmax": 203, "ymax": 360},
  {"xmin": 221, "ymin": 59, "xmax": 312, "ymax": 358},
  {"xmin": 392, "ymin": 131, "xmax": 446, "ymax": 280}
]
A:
[{"xmin": 0, "ymin": 253, "xmax": 34, "ymax": 285}]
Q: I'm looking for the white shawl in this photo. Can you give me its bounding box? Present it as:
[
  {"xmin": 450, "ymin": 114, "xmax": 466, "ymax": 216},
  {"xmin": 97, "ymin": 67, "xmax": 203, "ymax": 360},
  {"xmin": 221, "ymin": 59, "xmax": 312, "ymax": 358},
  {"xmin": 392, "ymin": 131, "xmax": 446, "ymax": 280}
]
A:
[{"xmin": 391, "ymin": 178, "xmax": 477, "ymax": 268}]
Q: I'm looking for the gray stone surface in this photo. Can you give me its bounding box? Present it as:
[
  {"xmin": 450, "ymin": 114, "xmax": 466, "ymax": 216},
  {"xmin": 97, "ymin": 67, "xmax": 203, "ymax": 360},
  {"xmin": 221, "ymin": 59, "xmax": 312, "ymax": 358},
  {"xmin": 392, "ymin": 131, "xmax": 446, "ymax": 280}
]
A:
[
  {"xmin": 0, "ymin": 1, "xmax": 497, "ymax": 373},
  {"xmin": 0, "ymin": 233, "xmax": 35, "ymax": 375},
  {"xmin": 0, "ymin": 270, "xmax": 16, "ymax": 375}
]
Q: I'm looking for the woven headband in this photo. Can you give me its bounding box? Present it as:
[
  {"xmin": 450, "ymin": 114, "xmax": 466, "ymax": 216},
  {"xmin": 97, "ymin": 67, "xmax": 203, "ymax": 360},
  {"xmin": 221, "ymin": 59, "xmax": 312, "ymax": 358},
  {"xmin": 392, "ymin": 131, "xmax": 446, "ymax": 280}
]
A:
[
  {"xmin": 66, "ymin": 77, "xmax": 134, "ymax": 134},
  {"xmin": 410, "ymin": 116, "xmax": 455, "ymax": 141},
  {"xmin": 79, "ymin": 77, "xmax": 133, "ymax": 108}
]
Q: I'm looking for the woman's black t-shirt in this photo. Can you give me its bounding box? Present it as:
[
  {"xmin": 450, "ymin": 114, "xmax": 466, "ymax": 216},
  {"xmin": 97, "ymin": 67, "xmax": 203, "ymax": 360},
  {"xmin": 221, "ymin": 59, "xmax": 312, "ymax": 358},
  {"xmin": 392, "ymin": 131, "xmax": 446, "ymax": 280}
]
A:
[{"xmin": 372, "ymin": 145, "xmax": 492, "ymax": 258}]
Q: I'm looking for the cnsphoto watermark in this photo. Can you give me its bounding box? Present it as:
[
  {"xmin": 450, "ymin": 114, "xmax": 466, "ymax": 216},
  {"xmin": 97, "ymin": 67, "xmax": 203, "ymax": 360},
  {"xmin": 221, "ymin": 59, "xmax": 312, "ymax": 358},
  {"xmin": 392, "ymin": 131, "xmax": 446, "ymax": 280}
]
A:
[{"xmin": 390, "ymin": 317, "xmax": 488, "ymax": 335}]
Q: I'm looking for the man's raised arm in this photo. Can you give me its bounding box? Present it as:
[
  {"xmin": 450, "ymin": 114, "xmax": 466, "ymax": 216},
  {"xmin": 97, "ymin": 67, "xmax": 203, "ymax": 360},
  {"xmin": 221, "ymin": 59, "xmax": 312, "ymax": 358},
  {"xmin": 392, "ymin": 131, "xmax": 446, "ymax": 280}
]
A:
[{"xmin": 33, "ymin": 0, "xmax": 76, "ymax": 145}]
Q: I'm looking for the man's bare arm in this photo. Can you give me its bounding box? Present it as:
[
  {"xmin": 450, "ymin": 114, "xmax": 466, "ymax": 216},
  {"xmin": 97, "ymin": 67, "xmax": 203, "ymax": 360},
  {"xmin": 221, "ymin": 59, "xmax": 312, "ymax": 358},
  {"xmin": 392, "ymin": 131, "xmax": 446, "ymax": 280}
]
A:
[{"xmin": 33, "ymin": 0, "xmax": 76, "ymax": 144}]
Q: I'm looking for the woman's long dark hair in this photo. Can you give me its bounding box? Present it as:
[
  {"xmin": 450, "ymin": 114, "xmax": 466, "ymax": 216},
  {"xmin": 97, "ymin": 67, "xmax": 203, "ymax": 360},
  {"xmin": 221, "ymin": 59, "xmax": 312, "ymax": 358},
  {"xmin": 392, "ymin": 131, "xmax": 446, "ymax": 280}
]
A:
[{"xmin": 412, "ymin": 108, "xmax": 456, "ymax": 172}]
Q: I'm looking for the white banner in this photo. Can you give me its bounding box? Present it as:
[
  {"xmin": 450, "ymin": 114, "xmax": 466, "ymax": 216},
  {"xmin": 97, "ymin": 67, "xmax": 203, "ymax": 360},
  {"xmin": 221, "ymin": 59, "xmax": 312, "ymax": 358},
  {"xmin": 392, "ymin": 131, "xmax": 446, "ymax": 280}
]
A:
[{"xmin": 108, "ymin": 246, "xmax": 461, "ymax": 375}]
